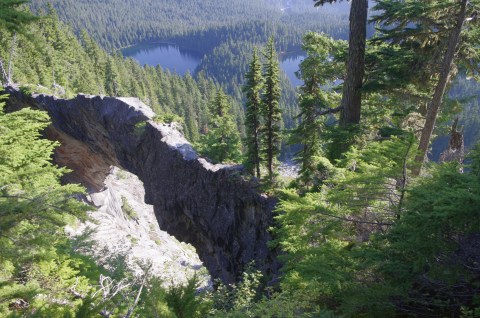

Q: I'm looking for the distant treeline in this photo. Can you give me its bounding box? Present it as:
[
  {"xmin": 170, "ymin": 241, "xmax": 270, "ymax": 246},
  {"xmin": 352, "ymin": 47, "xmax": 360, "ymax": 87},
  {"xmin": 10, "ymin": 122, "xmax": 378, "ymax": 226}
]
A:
[
  {"xmin": 29, "ymin": 0, "xmax": 350, "ymax": 51},
  {"xmin": 0, "ymin": 10, "xmax": 245, "ymax": 142}
]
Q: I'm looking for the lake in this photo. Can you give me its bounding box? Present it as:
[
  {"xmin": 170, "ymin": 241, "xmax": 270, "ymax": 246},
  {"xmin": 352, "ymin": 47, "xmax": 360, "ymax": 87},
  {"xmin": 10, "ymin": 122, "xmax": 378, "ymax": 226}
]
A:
[
  {"xmin": 122, "ymin": 43, "xmax": 305, "ymax": 86},
  {"xmin": 122, "ymin": 43, "xmax": 203, "ymax": 76},
  {"xmin": 281, "ymin": 54, "xmax": 304, "ymax": 87}
]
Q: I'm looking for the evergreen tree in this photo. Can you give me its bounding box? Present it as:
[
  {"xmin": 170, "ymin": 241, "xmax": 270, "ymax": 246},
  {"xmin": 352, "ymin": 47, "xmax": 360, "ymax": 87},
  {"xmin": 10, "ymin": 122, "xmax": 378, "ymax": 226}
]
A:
[
  {"xmin": 243, "ymin": 48, "xmax": 263, "ymax": 178},
  {"xmin": 0, "ymin": 0, "xmax": 38, "ymax": 34},
  {"xmin": 0, "ymin": 96, "xmax": 100, "ymax": 316},
  {"xmin": 0, "ymin": 0, "xmax": 38, "ymax": 85},
  {"xmin": 292, "ymin": 33, "xmax": 342, "ymax": 188},
  {"xmin": 104, "ymin": 56, "xmax": 123, "ymax": 97},
  {"xmin": 313, "ymin": 0, "xmax": 368, "ymax": 158},
  {"xmin": 314, "ymin": 0, "xmax": 368, "ymax": 127},
  {"xmin": 198, "ymin": 89, "xmax": 242, "ymax": 163},
  {"xmin": 414, "ymin": 0, "xmax": 469, "ymax": 174},
  {"xmin": 371, "ymin": 0, "xmax": 480, "ymax": 174},
  {"xmin": 261, "ymin": 38, "xmax": 282, "ymax": 182}
]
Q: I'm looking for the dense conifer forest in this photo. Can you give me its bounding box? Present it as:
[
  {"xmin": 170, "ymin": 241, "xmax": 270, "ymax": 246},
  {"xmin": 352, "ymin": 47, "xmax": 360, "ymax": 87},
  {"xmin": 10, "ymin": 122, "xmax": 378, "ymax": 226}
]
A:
[
  {"xmin": 27, "ymin": 0, "xmax": 355, "ymax": 139},
  {"xmin": 28, "ymin": 0, "xmax": 351, "ymax": 51},
  {"xmin": 1, "ymin": 0, "xmax": 480, "ymax": 317}
]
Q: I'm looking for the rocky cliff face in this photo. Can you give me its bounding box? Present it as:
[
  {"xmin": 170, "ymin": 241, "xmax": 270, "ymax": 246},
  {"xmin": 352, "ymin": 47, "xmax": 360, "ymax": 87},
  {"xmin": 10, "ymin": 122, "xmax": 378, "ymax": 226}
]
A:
[
  {"xmin": 5, "ymin": 87, "xmax": 278, "ymax": 284},
  {"xmin": 66, "ymin": 166, "xmax": 209, "ymax": 286}
]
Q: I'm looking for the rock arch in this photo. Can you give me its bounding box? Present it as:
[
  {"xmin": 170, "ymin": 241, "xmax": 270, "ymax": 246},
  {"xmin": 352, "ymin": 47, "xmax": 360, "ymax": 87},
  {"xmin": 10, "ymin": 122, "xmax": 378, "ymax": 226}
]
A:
[{"xmin": 5, "ymin": 87, "xmax": 278, "ymax": 283}]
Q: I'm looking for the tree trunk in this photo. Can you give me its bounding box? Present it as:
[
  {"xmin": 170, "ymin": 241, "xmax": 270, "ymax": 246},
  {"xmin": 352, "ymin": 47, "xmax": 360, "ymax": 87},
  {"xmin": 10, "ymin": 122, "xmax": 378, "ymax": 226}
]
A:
[
  {"xmin": 7, "ymin": 32, "xmax": 17, "ymax": 85},
  {"xmin": 439, "ymin": 118, "xmax": 464, "ymax": 165},
  {"xmin": 267, "ymin": 113, "xmax": 274, "ymax": 181},
  {"xmin": 254, "ymin": 129, "xmax": 261, "ymax": 178},
  {"xmin": 413, "ymin": 0, "xmax": 468, "ymax": 176},
  {"xmin": 339, "ymin": 0, "xmax": 368, "ymax": 127},
  {"xmin": 0, "ymin": 59, "xmax": 7, "ymax": 84}
]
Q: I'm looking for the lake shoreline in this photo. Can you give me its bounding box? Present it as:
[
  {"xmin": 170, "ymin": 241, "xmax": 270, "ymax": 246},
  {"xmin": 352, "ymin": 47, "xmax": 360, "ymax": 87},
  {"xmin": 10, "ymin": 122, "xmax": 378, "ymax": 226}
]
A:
[{"xmin": 122, "ymin": 42, "xmax": 306, "ymax": 84}]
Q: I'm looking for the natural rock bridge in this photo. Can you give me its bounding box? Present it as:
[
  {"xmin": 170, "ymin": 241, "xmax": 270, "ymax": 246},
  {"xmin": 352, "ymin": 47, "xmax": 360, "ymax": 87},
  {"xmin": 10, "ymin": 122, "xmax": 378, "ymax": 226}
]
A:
[{"xmin": 5, "ymin": 87, "xmax": 278, "ymax": 284}]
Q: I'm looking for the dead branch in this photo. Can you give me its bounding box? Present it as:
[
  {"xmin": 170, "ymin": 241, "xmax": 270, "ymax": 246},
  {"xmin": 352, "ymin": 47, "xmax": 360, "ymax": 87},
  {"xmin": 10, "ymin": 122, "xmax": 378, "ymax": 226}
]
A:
[
  {"xmin": 315, "ymin": 207, "xmax": 394, "ymax": 226},
  {"xmin": 316, "ymin": 106, "xmax": 343, "ymax": 116}
]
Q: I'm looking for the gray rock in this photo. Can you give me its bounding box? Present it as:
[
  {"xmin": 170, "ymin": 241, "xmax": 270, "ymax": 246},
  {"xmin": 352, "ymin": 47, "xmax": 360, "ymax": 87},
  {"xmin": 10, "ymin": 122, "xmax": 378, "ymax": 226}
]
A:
[
  {"xmin": 5, "ymin": 87, "xmax": 279, "ymax": 284},
  {"xmin": 66, "ymin": 166, "xmax": 209, "ymax": 287}
]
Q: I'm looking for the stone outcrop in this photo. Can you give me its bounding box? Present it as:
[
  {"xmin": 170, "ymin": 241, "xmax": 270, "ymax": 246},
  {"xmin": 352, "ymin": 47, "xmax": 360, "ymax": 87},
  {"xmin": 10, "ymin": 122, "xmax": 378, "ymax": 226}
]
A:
[
  {"xmin": 5, "ymin": 87, "xmax": 278, "ymax": 284},
  {"xmin": 66, "ymin": 166, "xmax": 209, "ymax": 287}
]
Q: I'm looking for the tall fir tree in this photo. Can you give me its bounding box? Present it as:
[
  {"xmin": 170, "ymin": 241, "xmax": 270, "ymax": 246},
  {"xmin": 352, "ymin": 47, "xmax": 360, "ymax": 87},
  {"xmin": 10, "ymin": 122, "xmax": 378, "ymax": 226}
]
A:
[
  {"xmin": 314, "ymin": 0, "xmax": 368, "ymax": 126},
  {"xmin": 414, "ymin": 0, "xmax": 468, "ymax": 174},
  {"xmin": 314, "ymin": 0, "xmax": 368, "ymax": 158},
  {"xmin": 292, "ymin": 33, "xmax": 342, "ymax": 188},
  {"xmin": 243, "ymin": 48, "xmax": 264, "ymax": 178},
  {"xmin": 105, "ymin": 56, "xmax": 123, "ymax": 96},
  {"xmin": 371, "ymin": 0, "xmax": 480, "ymax": 174},
  {"xmin": 261, "ymin": 38, "xmax": 282, "ymax": 182},
  {"xmin": 0, "ymin": 95, "xmax": 98, "ymax": 315},
  {"xmin": 198, "ymin": 89, "xmax": 242, "ymax": 163}
]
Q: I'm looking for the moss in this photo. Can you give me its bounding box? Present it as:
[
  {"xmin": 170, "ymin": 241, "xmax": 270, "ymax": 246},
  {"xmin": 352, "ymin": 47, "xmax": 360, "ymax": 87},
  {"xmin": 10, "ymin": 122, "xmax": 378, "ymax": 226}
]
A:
[
  {"xmin": 133, "ymin": 121, "xmax": 147, "ymax": 137},
  {"xmin": 127, "ymin": 234, "xmax": 139, "ymax": 245},
  {"xmin": 121, "ymin": 196, "xmax": 138, "ymax": 220}
]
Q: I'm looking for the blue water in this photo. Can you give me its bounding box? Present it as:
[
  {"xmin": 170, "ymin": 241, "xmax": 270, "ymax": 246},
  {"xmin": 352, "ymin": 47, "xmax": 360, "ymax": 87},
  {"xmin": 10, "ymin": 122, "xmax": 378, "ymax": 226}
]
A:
[
  {"xmin": 123, "ymin": 43, "xmax": 306, "ymax": 86},
  {"xmin": 281, "ymin": 54, "xmax": 304, "ymax": 87},
  {"xmin": 122, "ymin": 43, "xmax": 202, "ymax": 75}
]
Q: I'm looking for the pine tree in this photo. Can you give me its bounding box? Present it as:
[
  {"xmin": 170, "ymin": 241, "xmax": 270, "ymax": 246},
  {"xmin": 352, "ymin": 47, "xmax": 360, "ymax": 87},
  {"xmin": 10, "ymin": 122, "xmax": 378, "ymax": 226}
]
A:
[
  {"xmin": 414, "ymin": 0, "xmax": 469, "ymax": 174},
  {"xmin": 105, "ymin": 56, "xmax": 123, "ymax": 96},
  {"xmin": 0, "ymin": 0, "xmax": 38, "ymax": 85},
  {"xmin": 371, "ymin": 0, "xmax": 480, "ymax": 174},
  {"xmin": 261, "ymin": 38, "xmax": 282, "ymax": 182},
  {"xmin": 243, "ymin": 48, "xmax": 263, "ymax": 178},
  {"xmin": 0, "ymin": 96, "xmax": 98, "ymax": 315},
  {"xmin": 292, "ymin": 33, "xmax": 341, "ymax": 188},
  {"xmin": 314, "ymin": 0, "xmax": 368, "ymax": 126},
  {"xmin": 0, "ymin": 0, "xmax": 38, "ymax": 34},
  {"xmin": 198, "ymin": 89, "xmax": 242, "ymax": 163}
]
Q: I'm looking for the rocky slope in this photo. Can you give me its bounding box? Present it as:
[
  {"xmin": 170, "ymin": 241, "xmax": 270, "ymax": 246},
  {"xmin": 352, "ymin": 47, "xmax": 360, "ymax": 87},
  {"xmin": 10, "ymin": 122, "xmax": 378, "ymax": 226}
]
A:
[
  {"xmin": 66, "ymin": 166, "xmax": 209, "ymax": 286},
  {"xmin": 5, "ymin": 87, "xmax": 278, "ymax": 284}
]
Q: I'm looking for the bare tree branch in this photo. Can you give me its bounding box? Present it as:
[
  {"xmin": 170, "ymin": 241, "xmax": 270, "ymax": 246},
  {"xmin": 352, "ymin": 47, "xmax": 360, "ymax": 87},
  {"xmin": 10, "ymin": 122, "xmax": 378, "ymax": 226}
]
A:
[
  {"xmin": 315, "ymin": 208, "xmax": 394, "ymax": 226},
  {"xmin": 124, "ymin": 265, "xmax": 152, "ymax": 318},
  {"xmin": 316, "ymin": 106, "xmax": 343, "ymax": 116}
]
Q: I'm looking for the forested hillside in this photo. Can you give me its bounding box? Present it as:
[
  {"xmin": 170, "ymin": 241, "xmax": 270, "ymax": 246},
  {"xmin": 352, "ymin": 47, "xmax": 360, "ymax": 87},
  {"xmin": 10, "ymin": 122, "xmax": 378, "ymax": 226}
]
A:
[
  {"xmin": 29, "ymin": 0, "xmax": 350, "ymax": 51},
  {"xmin": 27, "ymin": 0, "xmax": 353, "ymax": 140},
  {"xmin": 2, "ymin": 0, "xmax": 480, "ymax": 317},
  {"xmin": 0, "ymin": 9, "xmax": 246, "ymax": 142}
]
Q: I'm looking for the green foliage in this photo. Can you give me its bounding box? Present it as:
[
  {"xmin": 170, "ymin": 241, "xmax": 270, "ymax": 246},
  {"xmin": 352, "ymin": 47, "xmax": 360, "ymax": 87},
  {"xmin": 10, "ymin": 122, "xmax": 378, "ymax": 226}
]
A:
[
  {"xmin": 0, "ymin": 0, "xmax": 38, "ymax": 34},
  {"xmin": 208, "ymin": 268, "xmax": 263, "ymax": 317},
  {"xmin": 291, "ymin": 32, "xmax": 344, "ymax": 188},
  {"xmin": 0, "ymin": 96, "xmax": 102, "ymax": 316},
  {"xmin": 136, "ymin": 275, "xmax": 212, "ymax": 318},
  {"xmin": 469, "ymin": 143, "xmax": 480, "ymax": 176},
  {"xmin": 121, "ymin": 196, "xmax": 138, "ymax": 220},
  {"xmin": 354, "ymin": 157, "xmax": 480, "ymax": 316},
  {"xmin": 136, "ymin": 277, "xmax": 177, "ymax": 317},
  {"xmin": 243, "ymin": 48, "xmax": 264, "ymax": 178},
  {"xmin": 165, "ymin": 275, "xmax": 211, "ymax": 318},
  {"xmin": 367, "ymin": 0, "xmax": 480, "ymax": 131},
  {"xmin": 197, "ymin": 89, "xmax": 243, "ymax": 163},
  {"xmin": 270, "ymin": 135, "xmax": 420, "ymax": 315},
  {"xmin": 153, "ymin": 113, "xmax": 184, "ymax": 125},
  {"xmin": 261, "ymin": 38, "xmax": 283, "ymax": 182}
]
